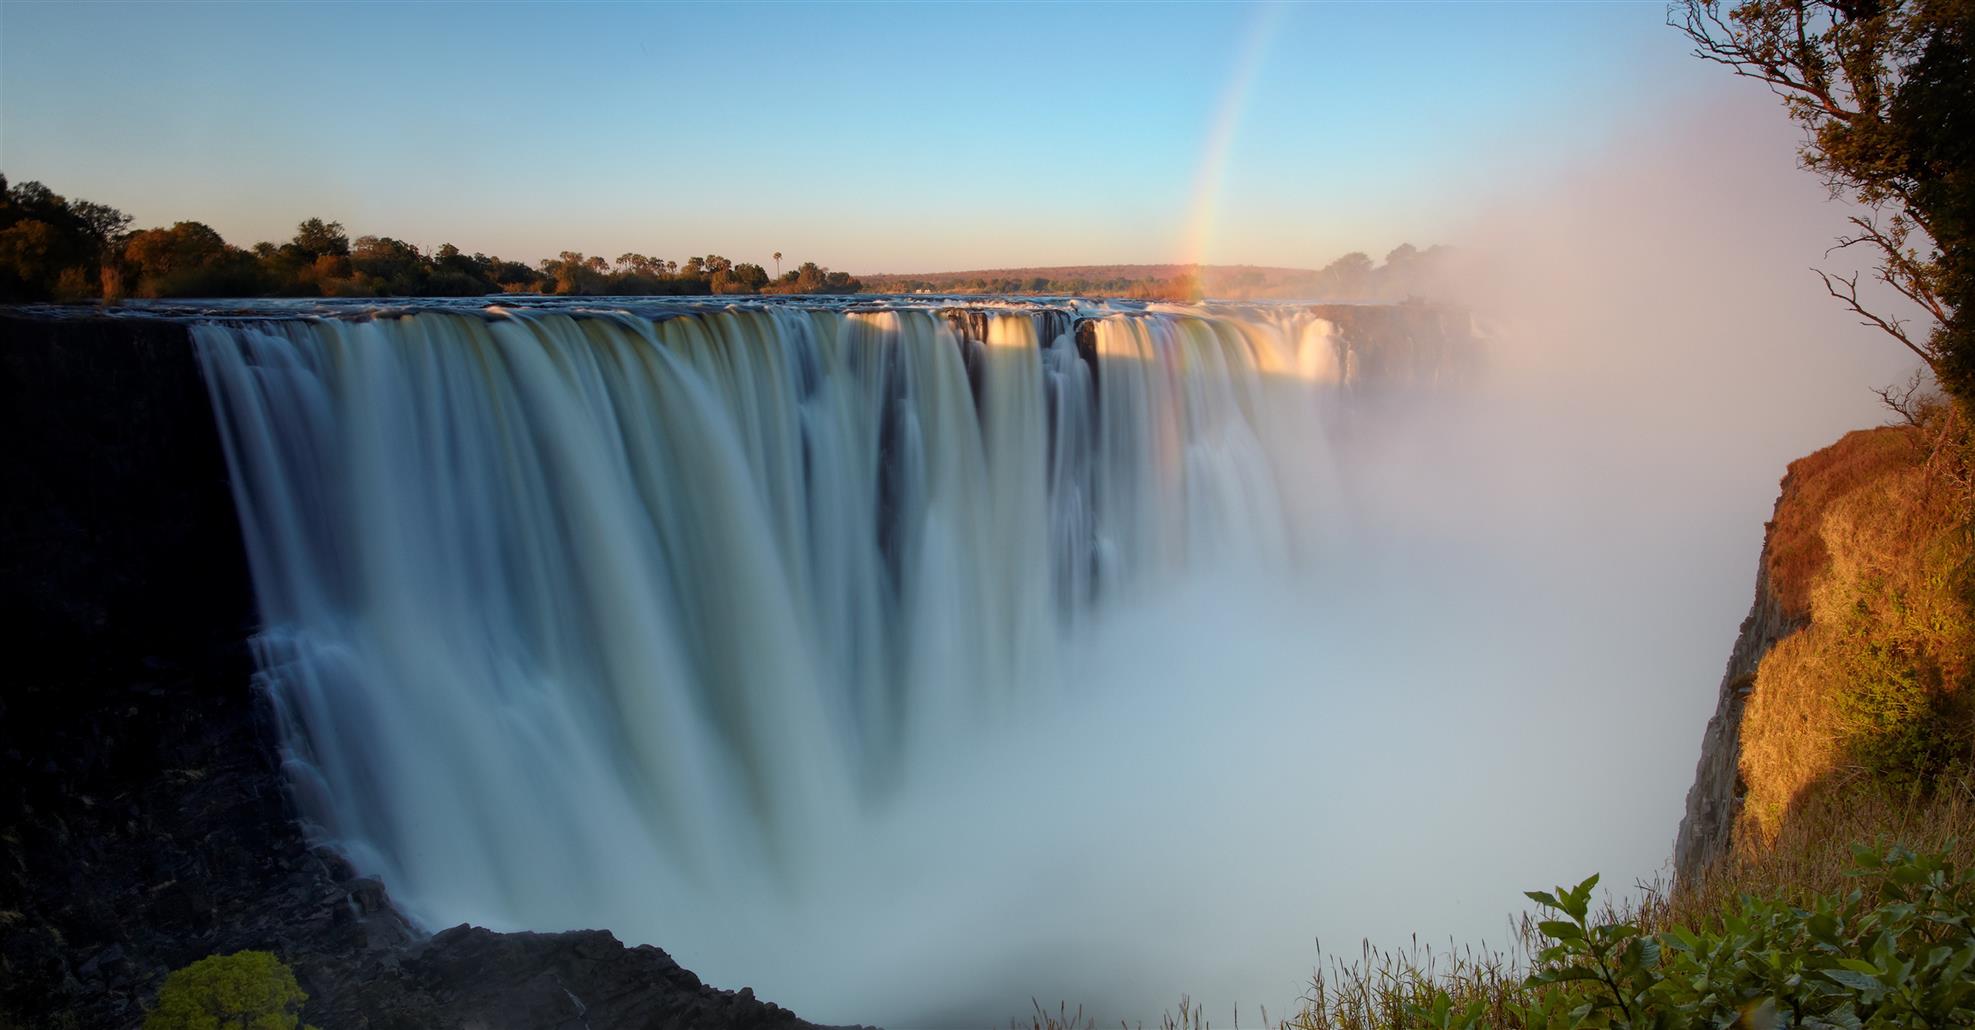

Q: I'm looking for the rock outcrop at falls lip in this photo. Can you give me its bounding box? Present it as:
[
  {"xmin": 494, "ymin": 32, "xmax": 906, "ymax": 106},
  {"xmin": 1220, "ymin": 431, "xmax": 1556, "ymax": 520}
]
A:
[{"xmin": 0, "ymin": 312, "xmax": 847, "ymax": 1030}]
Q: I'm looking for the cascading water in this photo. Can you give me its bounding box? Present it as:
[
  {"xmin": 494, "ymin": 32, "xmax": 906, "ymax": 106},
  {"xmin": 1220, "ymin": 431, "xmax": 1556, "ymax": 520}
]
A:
[{"xmin": 193, "ymin": 299, "xmax": 1379, "ymax": 1024}]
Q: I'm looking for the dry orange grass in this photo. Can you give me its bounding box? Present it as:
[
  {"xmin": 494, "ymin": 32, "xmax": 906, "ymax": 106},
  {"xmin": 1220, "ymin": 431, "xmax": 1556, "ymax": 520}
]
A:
[
  {"xmin": 1734, "ymin": 418, "xmax": 1974, "ymax": 846},
  {"xmin": 1659, "ymin": 769, "xmax": 1975, "ymax": 935},
  {"xmin": 1760, "ymin": 425, "xmax": 1920, "ymax": 619},
  {"xmin": 1737, "ymin": 629, "xmax": 1846, "ymax": 841}
]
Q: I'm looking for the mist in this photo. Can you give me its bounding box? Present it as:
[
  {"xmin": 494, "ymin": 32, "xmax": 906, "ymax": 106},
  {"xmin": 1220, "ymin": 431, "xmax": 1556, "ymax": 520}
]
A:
[{"xmin": 637, "ymin": 87, "xmax": 1924, "ymax": 1027}]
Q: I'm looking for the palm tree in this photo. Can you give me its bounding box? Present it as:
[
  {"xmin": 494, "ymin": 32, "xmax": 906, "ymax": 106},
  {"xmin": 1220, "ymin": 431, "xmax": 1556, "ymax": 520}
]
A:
[{"xmin": 773, "ymin": 251, "xmax": 782, "ymax": 279}]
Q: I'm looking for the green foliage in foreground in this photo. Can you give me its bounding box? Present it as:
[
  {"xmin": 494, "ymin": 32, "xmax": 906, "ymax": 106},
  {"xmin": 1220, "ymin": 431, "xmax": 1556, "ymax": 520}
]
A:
[
  {"xmin": 143, "ymin": 950, "xmax": 313, "ymax": 1030},
  {"xmin": 1387, "ymin": 845, "xmax": 1974, "ymax": 1030}
]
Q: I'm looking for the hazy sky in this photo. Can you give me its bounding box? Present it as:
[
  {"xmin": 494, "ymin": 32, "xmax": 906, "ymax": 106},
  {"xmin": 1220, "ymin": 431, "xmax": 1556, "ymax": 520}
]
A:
[{"xmin": 3, "ymin": 1, "xmax": 1689, "ymax": 272}]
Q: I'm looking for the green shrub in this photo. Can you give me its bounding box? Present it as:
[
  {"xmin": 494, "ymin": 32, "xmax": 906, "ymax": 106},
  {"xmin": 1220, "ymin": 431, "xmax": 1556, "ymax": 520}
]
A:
[
  {"xmin": 143, "ymin": 950, "xmax": 313, "ymax": 1030},
  {"xmin": 1289, "ymin": 845, "xmax": 1974, "ymax": 1030},
  {"xmin": 1526, "ymin": 845, "xmax": 1972, "ymax": 1029},
  {"xmin": 1833, "ymin": 591, "xmax": 1964, "ymax": 795}
]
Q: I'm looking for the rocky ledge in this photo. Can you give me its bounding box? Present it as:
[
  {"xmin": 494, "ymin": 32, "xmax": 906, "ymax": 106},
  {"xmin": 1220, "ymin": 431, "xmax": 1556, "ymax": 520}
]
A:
[{"xmin": 0, "ymin": 313, "xmax": 841, "ymax": 1029}]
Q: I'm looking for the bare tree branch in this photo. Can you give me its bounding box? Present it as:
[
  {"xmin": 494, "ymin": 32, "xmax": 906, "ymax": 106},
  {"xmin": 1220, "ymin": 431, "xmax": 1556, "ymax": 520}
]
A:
[
  {"xmin": 1676, "ymin": 0, "xmax": 1957, "ymax": 393},
  {"xmin": 1873, "ymin": 368, "xmax": 1937, "ymax": 427},
  {"xmin": 1818, "ymin": 267, "xmax": 1940, "ymax": 372}
]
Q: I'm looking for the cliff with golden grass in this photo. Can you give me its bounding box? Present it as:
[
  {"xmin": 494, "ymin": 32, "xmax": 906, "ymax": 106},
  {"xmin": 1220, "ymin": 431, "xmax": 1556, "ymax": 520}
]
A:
[{"xmin": 1676, "ymin": 417, "xmax": 1975, "ymax": 887}]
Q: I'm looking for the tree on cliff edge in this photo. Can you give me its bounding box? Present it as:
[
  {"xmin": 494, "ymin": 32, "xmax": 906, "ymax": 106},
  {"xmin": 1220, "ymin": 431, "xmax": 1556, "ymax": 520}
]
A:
[{"xmin": 1677, "ymin": 0, "xmax": 1974, "ymax": 402}]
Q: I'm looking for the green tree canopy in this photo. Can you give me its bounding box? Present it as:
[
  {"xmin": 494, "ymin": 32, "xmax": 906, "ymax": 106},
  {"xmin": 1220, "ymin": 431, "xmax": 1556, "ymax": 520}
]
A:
[
  {"xmin": 0, "ymin": 175, "xmax": 130, "ymax": 300},
  {"xmin": 143, "ymin": 951, "xmax": 312, "ymax": 1030},
  {"xmin": 290, "ymin": 218, "xmax": 349, "ymax": 259}
]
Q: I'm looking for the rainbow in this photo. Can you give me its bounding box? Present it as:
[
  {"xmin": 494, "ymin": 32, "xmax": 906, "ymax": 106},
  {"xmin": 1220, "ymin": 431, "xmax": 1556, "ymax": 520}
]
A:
[{"xmin": 1180, "ymin": 1, "xmax": 1288, "ymax": 279}]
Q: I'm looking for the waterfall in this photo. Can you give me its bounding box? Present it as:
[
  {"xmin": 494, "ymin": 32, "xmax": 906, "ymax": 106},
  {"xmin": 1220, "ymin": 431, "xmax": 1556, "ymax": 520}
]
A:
[{"xmin": 194, "ymin": 299, "xmax": 1360, "ymax": 1020}]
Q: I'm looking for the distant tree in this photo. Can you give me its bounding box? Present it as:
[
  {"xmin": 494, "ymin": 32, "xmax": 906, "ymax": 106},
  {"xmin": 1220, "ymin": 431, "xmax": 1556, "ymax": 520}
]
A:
[
  {"xmin": 1315, "ymin": 251, "xmax": 1374, "ymax": 301},
  {"xmin": 773, "ymin": 250, "xmax": 782, "ymax": 278},
  {"xmin": 122, "ymin": 221, "xmax": 263, "ymax": 297},
  {"xmin": 1677, "ymin": 0, "xmax": 1974, "ymax": 401},
  {"xmin": 291, "ymin": 218, "xmax": 349, "ymax": 259},
  {"xmin": 485, "ymin": 256, "xmax": 545, "ymax": 293},
  {"xmin": 349, "ymin": 235, "xmax": 430, "ymax": 295},
  {"xmin": 616, "ymin": 252, "xmax": 670, "ymax": 278},
  {"xmin": 0, "ymin": 175, "xmax": 131, "ymax": 300},
  {"xmin": 68, "ymin": 199, "xmax": 132, "ymax": 247},
  {"xmin": 125, "ymin": 221, "xmax": 227, "ymax": 277},
  {"xmin": 143, "ymin": 950, "xmax": 313, "ymax": 1030},
  {"xmin": 541, "ymin": 250, "xmax": 609, "ymax": 294}
]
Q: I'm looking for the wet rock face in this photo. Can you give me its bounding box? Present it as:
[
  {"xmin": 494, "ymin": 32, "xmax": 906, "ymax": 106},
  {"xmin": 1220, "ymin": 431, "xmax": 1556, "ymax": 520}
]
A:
[
  {"xmin": 0, "ymin": 312, "xmax": 301, "ymax": 1025},
  {"xmin": 0, "ymin": 313, "xmax": 841, "ymax": 1030},
  {"xmin": 0, "ymin": 314, "xmax": 254, "ymax": 682}
]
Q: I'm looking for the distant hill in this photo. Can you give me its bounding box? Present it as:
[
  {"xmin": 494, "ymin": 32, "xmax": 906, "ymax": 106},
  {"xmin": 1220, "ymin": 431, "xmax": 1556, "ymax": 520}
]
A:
[{"xmin": 859, "ymin": 246, "xmax": 1460, "ymax": 302}]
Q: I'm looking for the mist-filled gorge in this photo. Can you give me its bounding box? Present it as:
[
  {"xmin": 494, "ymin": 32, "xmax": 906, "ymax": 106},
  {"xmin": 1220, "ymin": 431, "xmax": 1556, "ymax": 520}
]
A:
[
  {"xmin": 6, "ymin": 3, "xmax": 1973, "ymax": 1029},
  {"xmin": 155, "ymin": 84, "xmax": 1917, "ymax": 1027}
]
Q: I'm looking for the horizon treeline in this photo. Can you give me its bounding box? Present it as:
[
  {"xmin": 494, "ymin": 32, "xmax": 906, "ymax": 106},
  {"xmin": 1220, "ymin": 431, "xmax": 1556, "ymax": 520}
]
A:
[
  {"xmin": 862, "ymin": 245, "xmax": 1461, "ymax": 303},
  {"xmin": 0, "ymin": 174, "xmax": 862, "ymax": 302}
]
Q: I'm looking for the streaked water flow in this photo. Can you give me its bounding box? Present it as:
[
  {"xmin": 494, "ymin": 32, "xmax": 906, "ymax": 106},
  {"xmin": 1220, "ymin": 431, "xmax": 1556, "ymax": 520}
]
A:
[{"xmin": 194, "ymin": 299, "xmax": 1369, "ymax": 1021}]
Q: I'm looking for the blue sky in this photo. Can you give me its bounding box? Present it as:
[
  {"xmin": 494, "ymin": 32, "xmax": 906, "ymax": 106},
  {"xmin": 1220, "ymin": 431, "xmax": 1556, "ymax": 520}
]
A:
[{"xmin": 3, "ymin": 1, "xmax": 1696, "ymax": 271}]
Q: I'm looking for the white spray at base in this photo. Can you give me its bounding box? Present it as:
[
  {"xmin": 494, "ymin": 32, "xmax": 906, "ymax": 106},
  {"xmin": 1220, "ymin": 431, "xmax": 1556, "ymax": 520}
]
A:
[{"xmin": 192, "ymin": 300, "xmax": 1404, "ymax": 1025}]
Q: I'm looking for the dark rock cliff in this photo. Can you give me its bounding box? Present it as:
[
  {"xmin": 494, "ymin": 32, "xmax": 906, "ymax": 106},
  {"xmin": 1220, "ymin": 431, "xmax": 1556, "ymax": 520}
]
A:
[{"xmin": 0, "ymin": 313, "xmax": 835, "ymax": 1030}]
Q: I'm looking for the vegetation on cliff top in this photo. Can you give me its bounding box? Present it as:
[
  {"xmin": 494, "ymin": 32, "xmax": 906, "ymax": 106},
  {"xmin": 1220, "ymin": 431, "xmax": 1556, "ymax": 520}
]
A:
[
  {"xmin": 0, "ymin": 177, "xmax": 862, "ymax": 302},
  {"xmin": 1737, "ymin": 413, "xmax": 1975, "ymax": 852}
]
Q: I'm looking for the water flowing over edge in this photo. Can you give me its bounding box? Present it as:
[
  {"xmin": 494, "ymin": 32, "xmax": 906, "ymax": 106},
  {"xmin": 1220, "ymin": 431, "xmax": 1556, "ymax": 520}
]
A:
[{"xmin": 190, "ymin": 300, "xmax": 1462, "ymax": 1020}]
